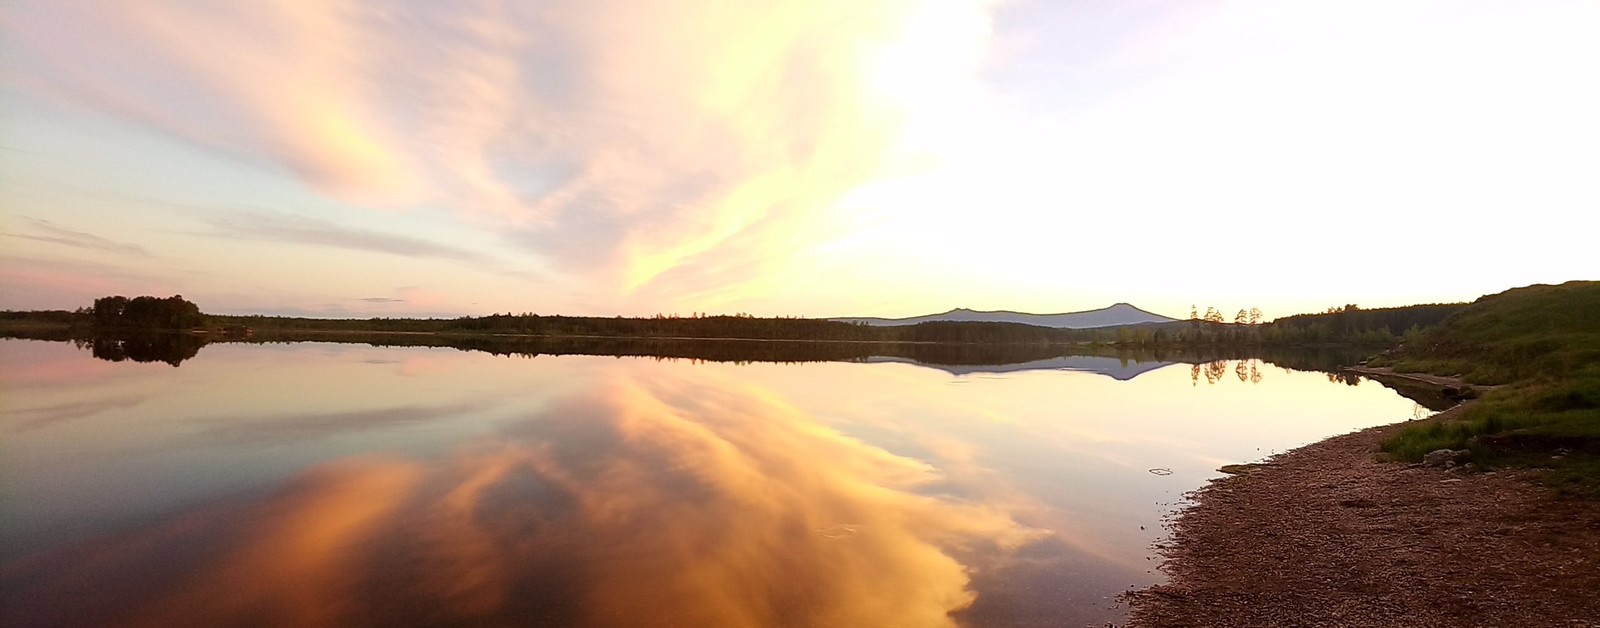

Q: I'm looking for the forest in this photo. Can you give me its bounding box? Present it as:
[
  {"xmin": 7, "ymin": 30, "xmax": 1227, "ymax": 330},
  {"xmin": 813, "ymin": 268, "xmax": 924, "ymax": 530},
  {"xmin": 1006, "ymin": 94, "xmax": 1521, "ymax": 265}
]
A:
[{"xmin": 1, "ymin": 294, "xmax": 1469, "ymax": 350}]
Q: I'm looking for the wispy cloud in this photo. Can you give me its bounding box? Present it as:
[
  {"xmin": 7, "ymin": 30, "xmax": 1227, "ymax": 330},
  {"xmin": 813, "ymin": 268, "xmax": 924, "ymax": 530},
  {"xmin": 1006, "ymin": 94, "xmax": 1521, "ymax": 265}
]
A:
[
  {"xmin": 0, "ymin": 252, "xmax": 179, "ymax": 310},
  {"xmin": 0, "ymin": 0, "xmax": 994, "ymax": 309},
  {"xmin": 357, "ymin": 297, "xmax": 405, "ymax": 304},
  {"xmin": 206, "ymin": 211, "xmax": 494, "ymax": 264},
  {"xmin": 5, "ymin": 217, "xmax": 150, "ymax": 256}
]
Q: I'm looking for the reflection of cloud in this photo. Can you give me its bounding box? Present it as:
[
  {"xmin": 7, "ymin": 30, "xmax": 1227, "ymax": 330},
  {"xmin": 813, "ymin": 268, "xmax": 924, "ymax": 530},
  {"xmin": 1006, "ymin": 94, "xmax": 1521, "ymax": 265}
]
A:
[
  {"xmin": 8, "ymin": 394, "xmax": 147, "ymax": 431},
  {"xmin": 0, "ymin": 342, "xmax": 126, "ymax": 388},
  {"xmin": 0, "ymin": 458, "xmax": 429, "ymax": 628},
  {"xmin": 194, "ymin": 401, "xmax": 494, "ymax": 445},
  {"xmin": 3, "ymin": 375, "xmax": 1040, "ymax": 626},
  {"xmin": 4, "ymin": 217, "xmax": 151, "ymax": 256},
  {"xmin": 206, "ymin": 211, "xmax": 495, "ymax": 264}
]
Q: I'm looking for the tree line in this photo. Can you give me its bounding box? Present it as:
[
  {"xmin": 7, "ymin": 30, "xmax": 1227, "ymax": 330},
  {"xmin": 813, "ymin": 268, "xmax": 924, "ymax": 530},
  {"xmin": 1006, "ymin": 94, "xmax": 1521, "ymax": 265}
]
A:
[{"xmin": 2, "ymin": 295, "xmax": 1469, "ymax": 349}]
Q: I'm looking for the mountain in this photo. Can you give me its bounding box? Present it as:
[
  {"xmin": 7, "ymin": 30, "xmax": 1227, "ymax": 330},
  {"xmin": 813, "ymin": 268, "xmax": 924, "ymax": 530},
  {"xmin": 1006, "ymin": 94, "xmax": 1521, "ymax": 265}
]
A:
[{"xmin": 831, "ymin": 303, "xmax": 1178, "ymax": 329}]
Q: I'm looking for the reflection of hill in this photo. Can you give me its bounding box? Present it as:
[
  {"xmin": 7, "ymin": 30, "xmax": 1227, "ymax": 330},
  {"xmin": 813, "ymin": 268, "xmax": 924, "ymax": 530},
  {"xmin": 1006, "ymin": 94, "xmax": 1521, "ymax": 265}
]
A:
[
  {"xmin": 9, "ymin": 326, "xmax": 1380, "ymax": 376},
  {"xmin": 865, "ymin": 356, "xmax": 1176, "ymax": 381},
  {"xmin": 234, "ymin": 333, "xmax": 1097, "ymax": 367}
]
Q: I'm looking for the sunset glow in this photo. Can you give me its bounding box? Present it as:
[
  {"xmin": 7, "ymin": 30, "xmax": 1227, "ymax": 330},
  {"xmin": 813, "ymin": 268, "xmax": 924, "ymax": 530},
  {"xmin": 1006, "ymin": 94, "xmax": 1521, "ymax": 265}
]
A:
[{"xmin": 2, "ymin": 1, "xmax": 1596, "ymax": 318}]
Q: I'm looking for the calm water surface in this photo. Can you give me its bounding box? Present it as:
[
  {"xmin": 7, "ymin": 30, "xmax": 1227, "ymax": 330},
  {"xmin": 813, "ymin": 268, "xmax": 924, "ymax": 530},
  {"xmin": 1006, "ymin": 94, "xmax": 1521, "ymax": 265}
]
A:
[{"xmin": 0, "ymin": 339, "xmax": 1428, "ymax": 627}]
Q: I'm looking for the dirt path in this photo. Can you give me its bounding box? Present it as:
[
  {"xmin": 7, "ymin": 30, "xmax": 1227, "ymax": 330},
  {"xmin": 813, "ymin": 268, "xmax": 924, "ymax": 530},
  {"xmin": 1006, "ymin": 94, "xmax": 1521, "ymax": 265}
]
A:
[{"xmin": 1123, "ymin": 401, "xmax": 1600, "ymax": 627}]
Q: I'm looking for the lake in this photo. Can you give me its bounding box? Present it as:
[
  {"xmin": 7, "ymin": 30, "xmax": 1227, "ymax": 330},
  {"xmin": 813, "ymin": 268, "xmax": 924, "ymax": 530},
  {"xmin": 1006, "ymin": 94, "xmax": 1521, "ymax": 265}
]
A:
[{"xmin": 0, "ymin": 338, "xmax": 1429, "ymax": 627}]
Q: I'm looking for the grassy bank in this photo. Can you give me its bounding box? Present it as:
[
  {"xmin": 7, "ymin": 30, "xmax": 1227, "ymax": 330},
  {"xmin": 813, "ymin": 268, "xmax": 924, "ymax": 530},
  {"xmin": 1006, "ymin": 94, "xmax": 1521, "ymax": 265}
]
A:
[{"xmin": 1372, "ymin": 281, "xmax": 1600, "ymax": 497}]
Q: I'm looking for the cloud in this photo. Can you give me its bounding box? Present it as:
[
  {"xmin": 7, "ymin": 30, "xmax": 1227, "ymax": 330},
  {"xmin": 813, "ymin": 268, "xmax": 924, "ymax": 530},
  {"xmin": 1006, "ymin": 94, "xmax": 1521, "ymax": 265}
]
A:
[
  {"xmin": 357, "ymin": 297, "xmax": 405, "ymax": 303},
  {"xmin": 0, "ymin": 253, "xmax": 177, "ymax": 310},
  {"xmin": 206, "ymin": 211, "xmax": 494, "ymax": 264},
  {"xmin": 1, "ymin": 0, "xmax": 997, "ymax": 309},
  {"xmin": 4, "ymin": 217, "xmax": 150, "ymax": 256}
]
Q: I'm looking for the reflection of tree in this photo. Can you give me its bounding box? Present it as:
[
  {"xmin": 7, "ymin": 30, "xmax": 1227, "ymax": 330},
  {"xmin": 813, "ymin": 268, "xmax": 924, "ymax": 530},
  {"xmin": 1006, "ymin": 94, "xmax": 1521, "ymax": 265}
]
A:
[
  {"xmin": 1187, "ymin": 359, "xmax": 1269, "ymax": 386},
  {"xmin": 76, "ymin": 333, "xmax": 205, "ymax": 367},
  {"xmin": 1324, "ymin": 372, "xmax": 1363, "ymax": 386}
]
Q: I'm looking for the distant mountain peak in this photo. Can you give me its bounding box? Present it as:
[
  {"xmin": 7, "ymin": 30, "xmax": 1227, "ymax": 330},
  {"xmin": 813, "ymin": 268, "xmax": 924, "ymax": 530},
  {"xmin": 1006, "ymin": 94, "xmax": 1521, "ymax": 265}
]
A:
[{"xmin": 831, "ymin": 303, "xmax": 1179, "ymax": 329}]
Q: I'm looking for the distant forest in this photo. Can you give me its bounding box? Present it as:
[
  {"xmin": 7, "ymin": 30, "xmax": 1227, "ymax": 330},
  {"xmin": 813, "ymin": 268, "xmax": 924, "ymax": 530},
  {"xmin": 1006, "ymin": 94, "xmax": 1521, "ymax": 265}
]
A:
[{"xmin": 2, "ymin": 295, "xmax": 1468, "ymax": 349}]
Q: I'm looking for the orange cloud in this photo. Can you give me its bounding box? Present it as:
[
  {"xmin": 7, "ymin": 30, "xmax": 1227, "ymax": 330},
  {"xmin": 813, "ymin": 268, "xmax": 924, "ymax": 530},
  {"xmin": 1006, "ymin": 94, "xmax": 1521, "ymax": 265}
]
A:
[{"xmin": 2, "ymin": 0, "xmax": 997, "ymax": 310}]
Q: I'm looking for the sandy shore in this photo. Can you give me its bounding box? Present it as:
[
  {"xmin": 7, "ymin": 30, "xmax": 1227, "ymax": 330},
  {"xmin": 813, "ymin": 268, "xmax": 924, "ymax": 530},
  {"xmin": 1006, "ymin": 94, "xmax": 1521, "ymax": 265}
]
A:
[{"xmin": 1123, "ymin": 388, "xmax": 1600, "ymax": 627}]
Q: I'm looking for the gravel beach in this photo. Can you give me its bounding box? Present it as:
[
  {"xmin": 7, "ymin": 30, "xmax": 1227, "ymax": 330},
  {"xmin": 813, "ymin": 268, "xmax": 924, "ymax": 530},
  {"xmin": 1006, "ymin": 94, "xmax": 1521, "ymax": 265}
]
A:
[{"xmin": 1124, "ymin": 397, "xmax": 1600, "ymax": 627}]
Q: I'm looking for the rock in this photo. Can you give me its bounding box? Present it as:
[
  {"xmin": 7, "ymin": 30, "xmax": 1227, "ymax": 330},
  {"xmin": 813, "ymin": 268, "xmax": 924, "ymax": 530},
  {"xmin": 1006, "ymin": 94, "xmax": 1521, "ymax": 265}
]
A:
[{"xmin": 1422, "ymin": 449, "xmax": 1468, "ymax": 468}]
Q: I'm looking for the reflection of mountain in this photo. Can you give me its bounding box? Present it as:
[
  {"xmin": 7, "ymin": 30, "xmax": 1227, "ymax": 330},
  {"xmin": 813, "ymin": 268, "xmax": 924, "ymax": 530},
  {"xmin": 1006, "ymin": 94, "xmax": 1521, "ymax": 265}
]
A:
[
  {"xmin": 833, "ymin": 303, "xmax": 1178, "ymax": 329},
  {"xmin": 865, "ymin": 355, "xmax": 1177, "ymax": 380}
]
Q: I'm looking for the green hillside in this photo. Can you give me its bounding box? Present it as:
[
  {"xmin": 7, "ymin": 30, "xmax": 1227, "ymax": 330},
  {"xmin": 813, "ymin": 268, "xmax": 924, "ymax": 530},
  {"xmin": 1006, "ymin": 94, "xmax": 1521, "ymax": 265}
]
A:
[
  {"xmin": 1376, "ymin": 281, "xmax": 1600, "ymax": 496},
  {"xmin": 1381, "ymin": 281, "xmax": 1600, "ymax": 384}
]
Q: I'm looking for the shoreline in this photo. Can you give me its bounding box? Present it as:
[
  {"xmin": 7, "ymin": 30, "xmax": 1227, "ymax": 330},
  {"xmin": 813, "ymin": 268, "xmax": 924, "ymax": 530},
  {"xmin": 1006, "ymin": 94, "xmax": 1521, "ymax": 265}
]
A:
[{"xmin": 1122, "ymin": 376, "xmax": 1600, "ymax": 626}]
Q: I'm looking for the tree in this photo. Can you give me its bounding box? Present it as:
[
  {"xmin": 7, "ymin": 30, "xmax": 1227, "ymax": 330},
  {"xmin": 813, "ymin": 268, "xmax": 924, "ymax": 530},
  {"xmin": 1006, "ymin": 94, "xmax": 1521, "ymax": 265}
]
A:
[
  {"xmin": 92, "ymin": 295, "xmax": 130, "ymax": 326},
  {"xmin": 1248, "ymin": 307, "xmax": 1263, "ymax": 326},
  {"xmin": 1235, "ymin": 309, "xmax": 1249, "ymax": 325},
  {"xmin": 88, "ymin": 294, "xmax": 203, "ymax": 329}
]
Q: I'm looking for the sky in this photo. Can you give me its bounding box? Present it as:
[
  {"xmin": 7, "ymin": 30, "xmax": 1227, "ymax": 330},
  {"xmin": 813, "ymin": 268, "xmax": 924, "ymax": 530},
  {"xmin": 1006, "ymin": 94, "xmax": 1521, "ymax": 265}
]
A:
[{"xmin": 2, "ymin": 0, "xmax": 1597, "ymax": 320}]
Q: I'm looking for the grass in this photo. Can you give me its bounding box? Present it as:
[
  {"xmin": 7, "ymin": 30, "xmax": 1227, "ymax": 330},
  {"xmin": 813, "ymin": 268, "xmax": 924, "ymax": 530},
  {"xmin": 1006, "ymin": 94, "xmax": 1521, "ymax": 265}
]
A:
[
  {"xmin": 1376, "ymin": 281, "xmax": 1600, "ymax": 498},
  {"xmin": 1372, "ymin": 281, "xmax": 1600, "ymax": 384}
]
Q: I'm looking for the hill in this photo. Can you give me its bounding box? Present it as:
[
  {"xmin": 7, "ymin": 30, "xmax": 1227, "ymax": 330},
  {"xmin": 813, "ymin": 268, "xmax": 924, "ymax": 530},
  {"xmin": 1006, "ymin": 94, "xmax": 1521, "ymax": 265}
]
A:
[
  {"xmin": 1373, "ymin": 281, "xmax": 1600, "ymax": 496},
  {"xmin": 832, "ymin": 303, "xmax": 1177, "ymax": 329},
  {"xmin": 1377, "ymin": 281, "xmax": 1600, "ymax": 384}
]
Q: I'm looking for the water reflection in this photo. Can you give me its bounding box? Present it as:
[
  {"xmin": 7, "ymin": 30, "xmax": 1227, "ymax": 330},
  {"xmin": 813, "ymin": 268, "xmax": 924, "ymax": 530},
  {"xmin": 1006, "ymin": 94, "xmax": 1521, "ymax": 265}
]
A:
[
  {"xmin": 5, "ymin": 325, "xmax": 1376, "ymax": 377},
  {"xmin": 1, "ymin": 327, "xmax": 207, "ymax": 366},
  {"xmin": 76, "ymin": 333, "xmax": 205, "ymax": 366},
  {"xmin": 3, "ymin": 374, "xmax": 1039, "ymax": 627},
  {"xmin": 0, "ymin": 340, "xmax": 1428, "ymax": 627},
  {"xmin": 1190, "ymin": 359, "xmax": 1267, "ymax": 386}
]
